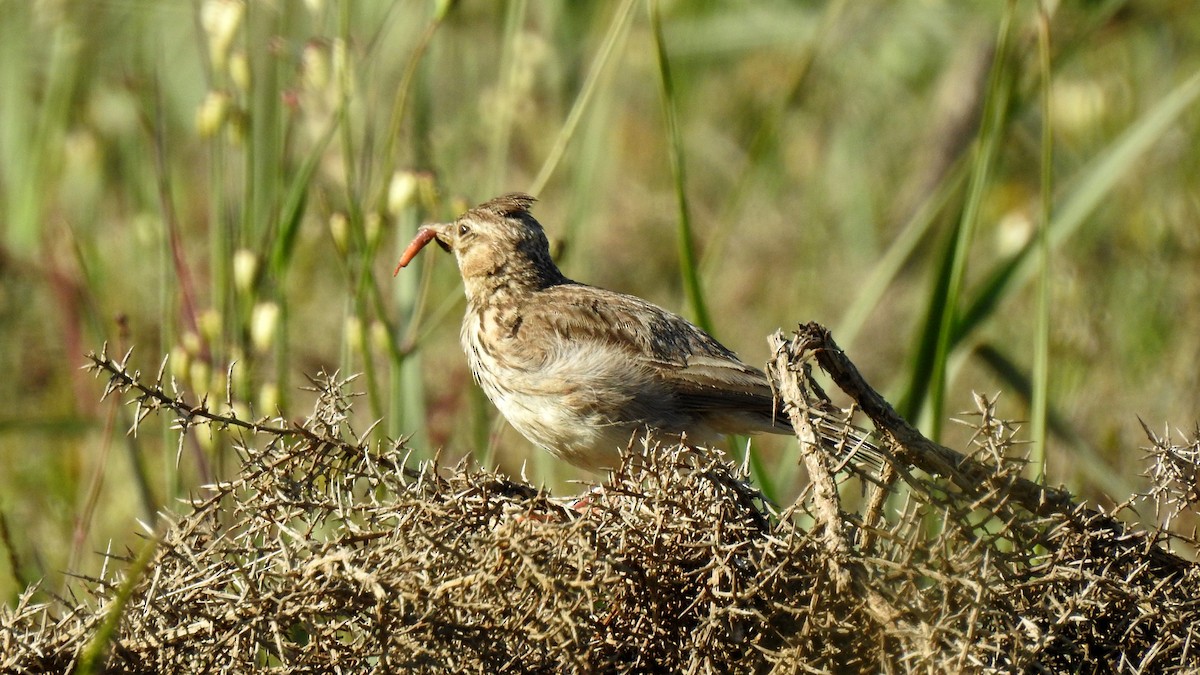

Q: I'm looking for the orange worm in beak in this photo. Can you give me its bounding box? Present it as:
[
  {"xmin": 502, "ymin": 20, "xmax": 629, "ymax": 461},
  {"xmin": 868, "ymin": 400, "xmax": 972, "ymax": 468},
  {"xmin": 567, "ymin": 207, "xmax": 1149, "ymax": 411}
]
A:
[{"xmin": 393, "ymin": 226, "xmax": 438, "ymax": 276}]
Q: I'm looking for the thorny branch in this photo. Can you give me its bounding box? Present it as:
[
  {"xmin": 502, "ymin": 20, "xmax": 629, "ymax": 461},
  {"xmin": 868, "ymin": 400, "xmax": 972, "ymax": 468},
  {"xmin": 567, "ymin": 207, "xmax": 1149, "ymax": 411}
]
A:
[{"xmin": 83, "ymin": 343, "xmax": 406, "ymax": 477}]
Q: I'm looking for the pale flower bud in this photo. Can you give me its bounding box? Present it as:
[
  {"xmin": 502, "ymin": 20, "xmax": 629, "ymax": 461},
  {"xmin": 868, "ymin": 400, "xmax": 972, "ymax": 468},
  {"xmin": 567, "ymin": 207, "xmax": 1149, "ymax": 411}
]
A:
[
  {"xmin": 228, "ymin": 51, "xmax": 251, "ymax": 92},
  {"xmin": 329, "ymin": 212, "xmax": 349, "ymax": 253},
  {"xmin": 199, "ymin": 309, "xmax": 222, "ymax": 344},
  {"xmin": 200, "ymin": 0, "xmax": 244, "ymax": 71},
  {"xmin": 189, "ymin": 360, "xmax": 213, "ymax": 400},
  {"xmin": 301, "ymin": 41, "xmax": 329, "ymax": 91},
  {"xmin": 250, "ymin": 302, "xmax": 280, "ymax": 353},
  {"xmin": 170, "ymin": 344, "xmax": 193, "ymax": 385},
  {"xmin": 388, "ymin": 171, "xmax": 419, "ymax": 217},
  {"xmin": 196, "ymin": 90, "xmax": 229, "ymax": 137},
  {"xmin": 995, "ymin": 210, "xmax": 1033, "ymax": 257},
  {"xmin": 233, "ymin": 249, "xmax": 258, "ymax": 293},
  {"xmin": 370, "ymin": 320, "xmax": 390, "ymax": 354},
  {"xmin": 181, "ymin": 332, "xmax": 202, "ymax": 358},
  {"xmin": 364, "ymin": 213, "xmax": 382, "ymax": 248},
  {"xmin": 1051, "ymin": 79, "xmax": 1107, "ymax": 137}
]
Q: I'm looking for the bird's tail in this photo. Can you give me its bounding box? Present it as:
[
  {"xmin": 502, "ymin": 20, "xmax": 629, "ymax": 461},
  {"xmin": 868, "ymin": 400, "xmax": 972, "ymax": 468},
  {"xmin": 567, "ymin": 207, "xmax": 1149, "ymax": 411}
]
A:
[
  {"xmin": 775, "ymin": 405, "xmax": 889, "ymax": 475},
  {"xmin": 811, "ymin": 415, "xmax": 888, "ymax": 475}
]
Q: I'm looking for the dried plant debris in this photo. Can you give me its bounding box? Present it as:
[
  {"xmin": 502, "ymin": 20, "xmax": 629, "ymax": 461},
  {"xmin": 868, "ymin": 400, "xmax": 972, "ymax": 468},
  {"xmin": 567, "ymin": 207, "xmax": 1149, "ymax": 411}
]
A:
[{"xmin": 3, "ymin": 335, "xmax": 1199, "ymax": 673}]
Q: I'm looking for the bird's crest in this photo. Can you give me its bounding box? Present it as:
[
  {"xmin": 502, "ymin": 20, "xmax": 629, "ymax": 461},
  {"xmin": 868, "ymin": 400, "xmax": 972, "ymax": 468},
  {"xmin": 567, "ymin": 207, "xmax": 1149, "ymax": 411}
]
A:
[{"xmin": 476, "ymin": 192, "xmax": 537, "ymax": 218}]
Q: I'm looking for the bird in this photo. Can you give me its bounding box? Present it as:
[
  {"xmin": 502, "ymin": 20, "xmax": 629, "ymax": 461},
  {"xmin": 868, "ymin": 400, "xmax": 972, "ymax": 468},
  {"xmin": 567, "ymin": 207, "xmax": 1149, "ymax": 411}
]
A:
[{"xmin": 395, "ymin": 193, "xmax": 881, "ymax": 474}]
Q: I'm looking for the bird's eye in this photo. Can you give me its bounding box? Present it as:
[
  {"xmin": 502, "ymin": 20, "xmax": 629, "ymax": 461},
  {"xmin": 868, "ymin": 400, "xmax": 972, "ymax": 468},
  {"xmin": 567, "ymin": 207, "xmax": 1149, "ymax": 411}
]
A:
[{"xmin": 458, "ymin": 223, "xmax": 471, "ymax": 237}]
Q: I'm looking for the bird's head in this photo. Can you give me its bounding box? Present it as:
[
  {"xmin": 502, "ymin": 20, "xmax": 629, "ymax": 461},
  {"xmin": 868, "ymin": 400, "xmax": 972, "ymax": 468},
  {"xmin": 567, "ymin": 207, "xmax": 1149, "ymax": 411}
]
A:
[{"xmin": 394, "ymin": 193, "xmax": 564, "ymax": 295}]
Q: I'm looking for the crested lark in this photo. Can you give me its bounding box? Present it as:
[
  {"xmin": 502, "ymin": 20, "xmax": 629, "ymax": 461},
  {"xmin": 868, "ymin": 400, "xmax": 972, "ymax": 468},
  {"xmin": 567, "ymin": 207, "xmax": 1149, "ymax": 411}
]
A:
[{"xmin": 397, "ymin": 193, "xmax": 879, "ymax": 473}]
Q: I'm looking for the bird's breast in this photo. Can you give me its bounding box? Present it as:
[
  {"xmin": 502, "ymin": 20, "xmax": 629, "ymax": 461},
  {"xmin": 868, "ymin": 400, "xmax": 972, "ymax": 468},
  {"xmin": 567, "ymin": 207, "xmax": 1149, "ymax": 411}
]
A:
[{"xmin": 460, "ymin": 312, "xmax": 667, "ymax": 469}]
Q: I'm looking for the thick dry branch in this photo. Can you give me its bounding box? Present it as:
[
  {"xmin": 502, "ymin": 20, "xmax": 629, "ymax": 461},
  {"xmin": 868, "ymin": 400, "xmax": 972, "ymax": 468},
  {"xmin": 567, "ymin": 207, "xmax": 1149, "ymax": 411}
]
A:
[
  {"xmin": 776, "ymin": 324, "xmax": 1076, "ymax": 517},
  {"xmin": 772, "ymin": 322, "xmax": 1187, "ymax": 570},
  {"xmin": 769, "ymin": 334, "xmax": 903, "ymax": 627}
]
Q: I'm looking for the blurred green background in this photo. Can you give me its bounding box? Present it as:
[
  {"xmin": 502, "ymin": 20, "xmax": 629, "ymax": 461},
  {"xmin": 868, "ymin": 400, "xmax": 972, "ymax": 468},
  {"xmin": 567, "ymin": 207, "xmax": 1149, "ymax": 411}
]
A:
[{"xmin": 1, "ymin": 0, "xmax": 1198, "ymax": 602}]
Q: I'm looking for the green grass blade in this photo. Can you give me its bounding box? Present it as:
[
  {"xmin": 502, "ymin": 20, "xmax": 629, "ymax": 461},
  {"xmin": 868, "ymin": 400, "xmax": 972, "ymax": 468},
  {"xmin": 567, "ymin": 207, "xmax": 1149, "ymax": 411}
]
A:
[
  {"xmin": 650, "ymin": 0, "xmax": 712, "ymax": 335},
  {"xmin": 1029, "ymin": 5, "xmax": 1053, "ymax": 479},
  {"xmin": 897, "ymin": 224, "xmax": 961, "ymax": 422},
  {"xmin": 922, "ymin": 1, "xmax": 1018, "ymax": 439}
]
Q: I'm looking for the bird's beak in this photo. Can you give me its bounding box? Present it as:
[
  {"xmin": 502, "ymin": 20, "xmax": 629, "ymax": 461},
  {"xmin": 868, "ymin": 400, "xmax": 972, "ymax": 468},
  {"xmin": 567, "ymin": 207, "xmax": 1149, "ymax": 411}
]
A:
[
  {"xmin": 393, "ymin": 223, "xmax": 452, "ymax": 275},
  {"xmin": 431, "ymin": 225, "xmax": 454, "ymax": 253}
]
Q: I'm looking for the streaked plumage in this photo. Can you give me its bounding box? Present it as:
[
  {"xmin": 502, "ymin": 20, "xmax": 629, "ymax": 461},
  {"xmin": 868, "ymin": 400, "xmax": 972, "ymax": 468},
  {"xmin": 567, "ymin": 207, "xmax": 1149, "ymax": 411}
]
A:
[{"xmin": 397, "ymin": 193, "xmax": 875, "ymax": 472}]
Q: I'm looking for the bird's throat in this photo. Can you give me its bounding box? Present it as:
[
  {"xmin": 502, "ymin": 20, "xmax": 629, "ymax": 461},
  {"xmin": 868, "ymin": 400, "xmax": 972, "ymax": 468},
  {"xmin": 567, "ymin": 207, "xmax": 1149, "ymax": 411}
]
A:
[{"xmin": 462, "ymin": 262, "xmax": 567, "ymax": 308}]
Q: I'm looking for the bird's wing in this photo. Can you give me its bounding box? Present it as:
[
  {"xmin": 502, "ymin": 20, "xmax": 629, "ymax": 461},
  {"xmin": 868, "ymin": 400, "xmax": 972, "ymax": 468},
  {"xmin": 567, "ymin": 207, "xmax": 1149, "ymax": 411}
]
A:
[{"xmin": 518, "ymin": 283, "xmax": 783, "ymax": 419}]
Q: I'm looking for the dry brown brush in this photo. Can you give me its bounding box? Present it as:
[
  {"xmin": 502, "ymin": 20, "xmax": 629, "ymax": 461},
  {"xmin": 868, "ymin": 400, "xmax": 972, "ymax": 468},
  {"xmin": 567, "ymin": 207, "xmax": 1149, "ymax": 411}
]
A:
[{"xmin": 2, "ymin": 323, "xmax": 1198, "ymax": 673}]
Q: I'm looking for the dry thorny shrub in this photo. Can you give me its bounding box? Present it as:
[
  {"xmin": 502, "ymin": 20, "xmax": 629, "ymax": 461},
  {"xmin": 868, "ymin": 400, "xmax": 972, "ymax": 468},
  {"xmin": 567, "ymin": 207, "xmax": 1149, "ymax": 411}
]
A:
[{"xmin": 2, "ymin": 324, "xmax": 1199, "ymax": 673}]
